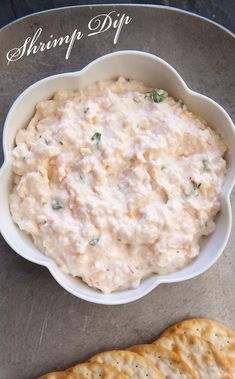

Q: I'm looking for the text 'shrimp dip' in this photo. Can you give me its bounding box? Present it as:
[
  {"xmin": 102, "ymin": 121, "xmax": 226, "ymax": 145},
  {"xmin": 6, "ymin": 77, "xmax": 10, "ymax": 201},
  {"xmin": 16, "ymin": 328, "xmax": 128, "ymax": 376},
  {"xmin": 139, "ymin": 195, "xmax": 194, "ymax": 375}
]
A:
[{"xmin": 6, "ymin": 11, "xmax": 132, "ymax": 64}]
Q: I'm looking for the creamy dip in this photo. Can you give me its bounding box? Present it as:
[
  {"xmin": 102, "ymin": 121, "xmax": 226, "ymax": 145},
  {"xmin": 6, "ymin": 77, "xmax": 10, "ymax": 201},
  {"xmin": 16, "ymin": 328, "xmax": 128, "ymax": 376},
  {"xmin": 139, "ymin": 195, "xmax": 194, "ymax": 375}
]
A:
[{"xmin": 10, "ymin": 77, "xmax": 227, "ymax": 293}]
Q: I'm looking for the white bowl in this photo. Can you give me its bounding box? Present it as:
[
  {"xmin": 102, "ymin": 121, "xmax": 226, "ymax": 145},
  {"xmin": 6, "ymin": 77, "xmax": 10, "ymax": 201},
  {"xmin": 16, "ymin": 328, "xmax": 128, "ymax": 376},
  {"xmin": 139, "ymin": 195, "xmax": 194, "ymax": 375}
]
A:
[{"xmin": 0, "ymin": 51, "xmax": 234, "ymax": 305}]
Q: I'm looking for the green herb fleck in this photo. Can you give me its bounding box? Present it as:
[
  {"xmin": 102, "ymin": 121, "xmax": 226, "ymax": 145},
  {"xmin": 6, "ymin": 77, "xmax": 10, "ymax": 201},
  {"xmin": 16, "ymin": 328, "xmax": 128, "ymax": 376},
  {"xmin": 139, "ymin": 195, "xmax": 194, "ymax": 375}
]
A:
[
  {"xmin": 84, "ymin": 107, "xmax": 89, "ymax": 113},
  {"xmin": 89, "ymin": 237, "xmax": 100, "ymax": 247},
  {"xmin": 42, "ymin": 201, "xmax": 47, "ymax": 206},
  {"xmin": 133, "ymin": 98, "xmax": 141, "ymax": 103},
  {"xmin": 202, "ymin": 159, "xmax": 211, "ymax": 172},
  {"xmin": 43, "ymin": 219, "xmax": 47, "ymax": 224},
  {"xmin": 148, "ymin": 89, "xmax": 168, "ymax": 103},
  {"xmin": 59, "ymin": 141, "xmax": 64, "ymax": 145},
  {"xmin": 190, "ymin": 178, "xmax": 201, "ymax": 189},
  {"xmin": 44, "ymin": 138, "xmax": 50, "ymax": 145},
  {"xmin": 200, "ymin": 220, "xmax": 208, "ymax": 228},
  {"xmin": 91, "ymin": 132, "xmax": 101, "ymax": 143},
  {"xmin": 161, "ymin": 165, "xmax": 166, "ymax": 170},
  {"xmin": 178, "ymin": 99, "xmax": 187, "ymax": 111},
  {"xmin": 52, "ymin": 200, "xmax": 63, "ymax": 210},
  {"xmin": 185, "ymin": 178, "xmax": 202, "ymax": 196}
]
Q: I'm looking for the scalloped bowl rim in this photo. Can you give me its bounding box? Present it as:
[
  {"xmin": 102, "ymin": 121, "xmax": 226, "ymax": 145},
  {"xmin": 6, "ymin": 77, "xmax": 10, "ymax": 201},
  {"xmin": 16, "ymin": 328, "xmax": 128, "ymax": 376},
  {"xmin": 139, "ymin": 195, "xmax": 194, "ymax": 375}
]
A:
[{"xmin": 0, "ymin": 50, "xmax": 234, "ymax": 304}]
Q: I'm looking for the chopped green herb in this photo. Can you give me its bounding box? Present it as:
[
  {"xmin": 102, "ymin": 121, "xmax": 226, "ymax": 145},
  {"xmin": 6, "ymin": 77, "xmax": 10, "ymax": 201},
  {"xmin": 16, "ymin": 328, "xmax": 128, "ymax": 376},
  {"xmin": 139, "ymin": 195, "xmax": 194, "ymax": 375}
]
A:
[
  {"xmin": 91, "ymin": 132, "xmax": 101, "ymax": 143},
  {"xmin": 190, "ymin": 178, "xmax": 201, "ymax": 189},
  {"xmin": 42, "ymin": 201, "xmax": 47, "ymax": 206},
  {"xmin": 84, "ymin": 107, "xmax": 89, "ymax": 113},
  {"xmin": 185, "ymin": 178, "xmax": 201, "ymax": 196},
  {"xmin": 89, "ymin": 237, "xmax": 100, "ymax": 247},
  {"xmin": 178, "ymin": 99, "xmax": 187, "ymax": 111},
  {"xmin": 202, "ymin": 159, "xmax": 211, "ymax": 172},
  {"xmin": 79, "ymin": 175, "xmax": 83, "ymax": 180},
  {"xmin": 39, "ymin": 171, "xmax": 44, "ymax": 177},
  {"xmin": 43, "ymin": 219, "xmax": 47, "ymax": 224},
  {"xmin": 161, "ymin": 165, "xmax": 166, "ymax": 170},
  {"xmin": 52, "ymin": 200, "xmax": 63, "ymax": 210},
  {"xmin": 59, "ymin": 141, "xmax": 64, "ymax": 145},
  {"xmin": 148, "ymin": 89, "xmax": 168, "ymax": 103},
  {"xmin": 200, "ymin": 220, "xmax": 208, "ymax": 228},
  {"xmin": 44, "ymin": 138, "xmax": 50, "ymax": 145}
]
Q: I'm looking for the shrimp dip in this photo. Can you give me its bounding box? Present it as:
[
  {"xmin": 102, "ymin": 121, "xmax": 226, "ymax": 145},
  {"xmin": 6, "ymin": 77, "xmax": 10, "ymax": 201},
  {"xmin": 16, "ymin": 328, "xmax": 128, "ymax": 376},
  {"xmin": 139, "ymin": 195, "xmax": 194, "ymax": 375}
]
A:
[{"xmin": 10, "ymin": 77, "xmax": 227, "ymax": 293}]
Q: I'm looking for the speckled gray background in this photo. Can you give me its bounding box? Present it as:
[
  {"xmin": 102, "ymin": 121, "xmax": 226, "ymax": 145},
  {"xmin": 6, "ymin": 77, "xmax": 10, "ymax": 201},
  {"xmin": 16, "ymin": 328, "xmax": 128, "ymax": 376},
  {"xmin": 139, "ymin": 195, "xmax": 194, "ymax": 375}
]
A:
[{"xmin": 0, "ymin": 5, "xmax": 234, "ymax": 379}]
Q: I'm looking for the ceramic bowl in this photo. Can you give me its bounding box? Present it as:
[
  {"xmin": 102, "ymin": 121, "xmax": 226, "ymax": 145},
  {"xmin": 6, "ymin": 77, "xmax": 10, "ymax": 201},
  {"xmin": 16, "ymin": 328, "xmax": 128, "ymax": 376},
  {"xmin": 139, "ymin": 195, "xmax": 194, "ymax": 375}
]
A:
[{"xmin": 0, "ymin": 50, "xmax": 234, "ymax": 304}]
